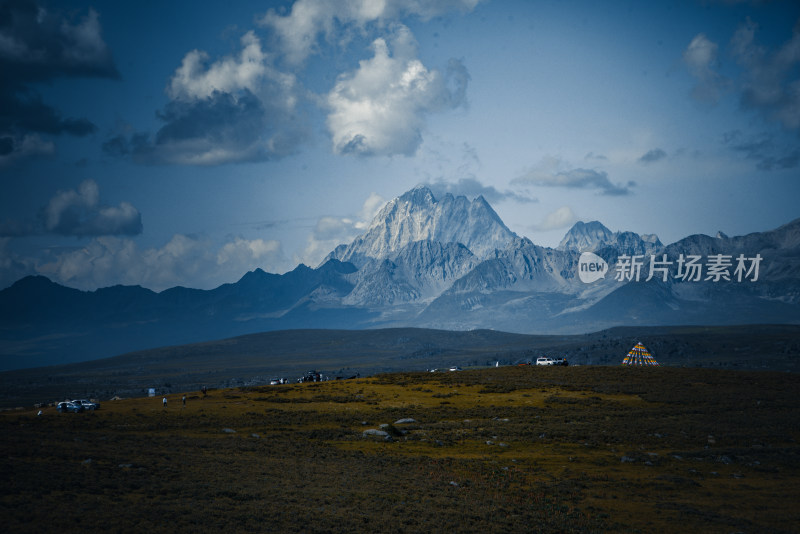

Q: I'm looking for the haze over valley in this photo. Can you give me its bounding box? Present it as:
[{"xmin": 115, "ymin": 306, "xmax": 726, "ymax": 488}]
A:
[{"xmin": 1, "ymin": 186, "xmax": 798, "ymax": 370}]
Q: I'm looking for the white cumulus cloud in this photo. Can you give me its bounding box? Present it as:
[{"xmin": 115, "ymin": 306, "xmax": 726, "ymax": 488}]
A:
[
  {"xmin": 260, "ymin": 0, "xmax": 482, "ymax": 64},
  {"xmin": 217, "ymin": 237, "xmax": 282, "ymax": 267},
  {"xmin": 326, "ymin": 25, "xmax": 468, "ymax": 156},
  {"xmin": 109, "ymin": 31, "xmax": 306, "ymax": 166},
  {"xmin": 0, "ymin": 179, "xmax": 143, "ymax": 238},
  {"xmin": 41, "ymin": 179, "xmax": 142, "ymax": 236},
  {"xmin": 359, "ymin": 192, "xmax": 386, "ymax": 224},
  {"xmin": 34, "ymin": 234, "xmax": 287, "ymax": 292},
  {"xmin": 530, "ymin": 206, "xmax": 577, "ymax": 231},
  {"xmin": 168, "ymin": 31, "xmax": 284, "ymax": 102},
  {"xmin": 299, "ymin": 192, "xmax": 386, "ymax": 267}
]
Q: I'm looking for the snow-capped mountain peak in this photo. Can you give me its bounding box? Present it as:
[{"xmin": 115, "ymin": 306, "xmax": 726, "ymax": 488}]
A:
[
  {"xmin": 558, "ymin": 220, "xmax": 662, "ymax": 255},
  {"xmin": 329, "ymin": 185, "xmax": 517, "ymax": 267},
  {"xmin": 3, "ymin": 190, "xmax": 799, "ymax": 369},
  {"xmin": 558, "ymin": 221, "xmax": 615, "ymax": 252}
]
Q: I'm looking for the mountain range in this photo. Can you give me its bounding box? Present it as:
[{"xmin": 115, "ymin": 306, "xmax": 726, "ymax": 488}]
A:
[{"xmin": 1, "ymin": 185, "xmax": 799, "ymax": 370}]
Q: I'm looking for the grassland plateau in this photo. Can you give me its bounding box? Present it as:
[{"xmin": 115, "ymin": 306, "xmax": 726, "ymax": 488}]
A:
[
  {"xmin": 2, "ymin": 365, "xmax": 798, "ymax": 533},
  {"xmin": 2, "ymin": 324, "xmax": 798, "ymax": 409}
]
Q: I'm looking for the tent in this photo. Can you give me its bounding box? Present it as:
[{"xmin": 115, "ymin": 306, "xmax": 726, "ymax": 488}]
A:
[{"xmin": 622, "ymin": 342, "xmax": 659, "ymax": 366}]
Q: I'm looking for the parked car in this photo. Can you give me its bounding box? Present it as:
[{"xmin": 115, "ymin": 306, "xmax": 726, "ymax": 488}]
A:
[
  {"xmin": 536, "ymin": 357, "xmax": 555, "ymax": 366},
  {"xmin": 553, "ymin": 357, "xmax": 569, "ymax": 366},
  {"xmin": 57, "ymin": 401, "xmax": 84, "ymax": 413},
  {"xmin": 71, "ymin": 399, "xmax": 100, "ymax": 410}
]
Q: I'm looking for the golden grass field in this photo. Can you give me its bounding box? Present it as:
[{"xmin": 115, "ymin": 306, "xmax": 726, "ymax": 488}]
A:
[{"xmin": 2, "ymin": 365, "xmax": 799, "ymax": 533}]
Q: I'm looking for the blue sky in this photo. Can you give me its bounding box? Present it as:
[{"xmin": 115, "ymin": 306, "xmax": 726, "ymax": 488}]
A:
[{"xmin": 1, "ymin": 0, "xmax": 799, "ymax": 291}]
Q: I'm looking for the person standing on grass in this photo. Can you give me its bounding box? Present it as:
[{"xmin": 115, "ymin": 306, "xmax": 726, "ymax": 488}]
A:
[
  {"xmin": 182, "ymin": 395, "xmax": 186, "ymax": 406},
  {"xmin": 162, "ymin": 396, "xmax": 167, "ymax": 408}
]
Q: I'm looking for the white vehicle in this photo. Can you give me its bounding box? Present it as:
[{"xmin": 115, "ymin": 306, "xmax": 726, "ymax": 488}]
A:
[{"xmin": 536, "ymin": 357, "xmax": 555, "ymax": 366}]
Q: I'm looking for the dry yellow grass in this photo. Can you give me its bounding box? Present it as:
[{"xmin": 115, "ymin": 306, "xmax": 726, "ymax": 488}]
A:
[{"xmin": 2, "ymin": 366, "xmax": 799, "ymax": 532}]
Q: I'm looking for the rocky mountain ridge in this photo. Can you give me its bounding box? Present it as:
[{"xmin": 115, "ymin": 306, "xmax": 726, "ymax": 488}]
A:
[
  {"xmin": 1, "ymin": 185, "xmax": 798, "ymax": 369},
  {"xmin": 328, "ymin": 185, "xmax": 517, "ymax": 267},
  {"xmin": 558, "ymin": 220, "xmax": 662, "ymax": 255}
]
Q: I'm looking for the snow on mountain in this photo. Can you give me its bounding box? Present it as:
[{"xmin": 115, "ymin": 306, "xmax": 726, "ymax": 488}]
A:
[
  {"xmin": 329, "ymin": 185, "xmax": 517, "ymax": 267},
  {"xmin": 2, "ymin": 186, "xmax": 799, "ymax": 369},
  {"xmin": 327, "ymin": 186, "xmax": 515, "ymax": 306},
  {"xmin": 443, "ymin": 237, "xmax": 579, "ymax": 295},
  {"xmin": 343, "ymin": 240, "xmax": 479, "ymax": 306},
  {"xmin": 663, "ymin": 217, "xmax": 800, "ymax": 304},
  {"xmin": 558, "ymin": 221, "xmax": 615, "ymax": 252},
  {"xmin": 558, "ymin": 220, "xmax": 662, "ymax": 255}
]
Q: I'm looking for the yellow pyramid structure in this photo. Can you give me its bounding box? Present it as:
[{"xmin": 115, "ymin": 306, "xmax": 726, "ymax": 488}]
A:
[{"xmin": 621, "ymin": 342, "xmax": 659, "ymax": 366}]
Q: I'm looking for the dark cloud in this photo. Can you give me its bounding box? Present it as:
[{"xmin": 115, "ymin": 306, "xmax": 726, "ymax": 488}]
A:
[
  {"xmin": 426, "ymin": 177, "xmax": 537, "ymax": 204},
  {"xmin": 685, "ymin": 18, "xmax": 800, "ymax": 131},
  {"xmin": 0, "ymin": 0, "xmax": 118, "ymax": 162},
  {"xmin": 514, "ymin": 167, "xmax": 634, "ymax": 196},
  {"xmin": 731, "ymin": 18, "xmax": 800, "ymax": 132},
  {"xmin": 106, "ymin": 30, "xmax": 308, "ymax": 166},
  {"xmin": 0, "ymin": 87, "xmax": 96, "ymax": 137},
  {"xmin": 340, "ymin": 134, "xmax": 369, "ymax": 156},
  {"xmin": 44, "ymin": 200, "xmax": 142, "ymax": 237},
  {"xmin": 0, "ymin": 132, "xmax": 53, "ymax": 166},
  {"xmin": 0, "ymin": 179, "xmax": 142, "ymax": 237},
  {"xmin": 0, "ymin": 0, "xmax": 118, "ymax": 82},
  {"xmin": 638, "ymin": 148, "xmax": 667, "ymax": 164},
  {"xmin": 156, "ymin": 91, "xmax": 265, "ymax": 146},
  {"xmin": 723, "ymin": 130, "xmax": 800, "ymax": 170},
  {"xmin": 107, "ymin": 89, "xmax": 305, "ymax": 166}
]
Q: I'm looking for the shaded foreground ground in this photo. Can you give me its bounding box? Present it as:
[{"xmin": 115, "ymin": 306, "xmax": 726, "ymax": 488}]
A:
[{"xmin": 2, "ymin": 366, "xmax": 799, "ymax": 533}]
